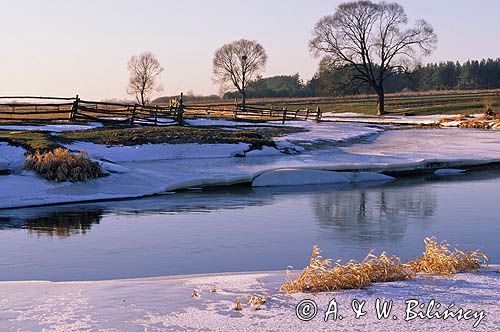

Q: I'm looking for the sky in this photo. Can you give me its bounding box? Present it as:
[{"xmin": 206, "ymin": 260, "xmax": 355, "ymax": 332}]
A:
[{"xmin": 0, "ymin": 0, "xmax": 499, "ymax": 100}]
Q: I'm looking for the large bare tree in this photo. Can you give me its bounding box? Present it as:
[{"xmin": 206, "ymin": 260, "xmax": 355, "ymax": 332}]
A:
[
  {"xmin": 212, "ymin": 39, "xmax": 267, "ymax": 108},
  {"xmin": 127, "ymin": 52, "xmax": 164, "ymax": 106},
  {"xmin": 310, "ymin": 1, "xmax": 437, "ymax": 115}
]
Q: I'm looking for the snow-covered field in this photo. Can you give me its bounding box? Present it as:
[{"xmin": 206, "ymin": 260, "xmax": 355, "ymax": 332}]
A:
[
  {"xmin": 1, "ymin": 120, "xmax": 500, "ymax": 209},
  {"xmin": 0, "ymin": 266, "xmax": 497, "ymax": 331}
]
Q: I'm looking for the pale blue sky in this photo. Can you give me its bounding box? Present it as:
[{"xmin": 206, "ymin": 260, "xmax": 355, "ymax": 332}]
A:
[{"xmin": 0, "ymin": 0, "xmax": 499, "ymax": 99}]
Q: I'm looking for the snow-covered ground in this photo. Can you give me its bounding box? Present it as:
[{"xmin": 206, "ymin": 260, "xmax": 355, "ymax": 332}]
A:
[
  {"xmin": 0, "ymin": 122, "xmax": 102, "ymax": 132},
  {"xmin": 65, "ymin": 142, "xmax": 251, "ymax": 161},
  {"xmin": 321, "ymin": 112, "xmax": 462, "ymax": 125},
  {"xmin": 1, "ymin": 121, "xmax": 500, "ymax": 209},
  {"xmin": 0, "ymin": 266, "xmax": 498, "ymax": 331},
  {"xmin": 0, "ymin": 142, "xmax": 25, "ymax": 171}
]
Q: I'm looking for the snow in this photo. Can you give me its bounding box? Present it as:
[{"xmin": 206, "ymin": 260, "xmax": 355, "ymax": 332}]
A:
[
  {"xmin": 252, "ymin": 169, "xmax": 394, "ymax": 187},
  {"xmin": 65, "ymin": 141, "xmax": 251, "ymax": 161},
  {"xmin": 0, "ymin": 122, "xmax": 102, "ymax": 132},
  {"xmin": 186, "ymin": 119, "xmax": 274, "ymax": 127},
  {"xmin": 244, "ymin": 146, "xmax": 282, "ymax": 157},
  {"xmin": 0, "ymin": 266, "xmax": 498, "ymax": 331},
  {"xmin": 1, "ymin": 123, "xmax": 500, "ymax": 209},
  {"xmin": 322, "ymin": 113, "xmax": 464, "ymax": 125},
  {"xmin": 0, "ymin": 142, "xmax": 26, "ymax": 171},
  {"xmin": 434, "ymin": 168, "xmax": 467, "ymax": 175},
  {"xmin": 276, "ymin": 121, "xmax": 383, "ymax": 147}
]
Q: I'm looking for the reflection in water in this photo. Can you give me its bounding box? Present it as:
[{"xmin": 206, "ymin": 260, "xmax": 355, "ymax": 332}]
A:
[
  {"xmin": 312, "ymin": 186, "xmax": 437, "ymax": 224},
  {"xmin": 0, "ymin": 170, "xmax": 497, "ymax": 241},
  {"xmin": 25, "ymin": 209, "xmax": 103, "ymax": 238},
  {"xmin": 0, "ymin": 208, "xmax": 103, "ymax": 238},
  {"xmin": 0, "ymin": 171, "xmax": 495, "ymax": 239},
  {"xmin": 0, "ymin": 169, "xmax": 498, "ymax": 281},
  {"xmin": 311, "ymin": 186, "xmax": 437, "ymax": 241}
]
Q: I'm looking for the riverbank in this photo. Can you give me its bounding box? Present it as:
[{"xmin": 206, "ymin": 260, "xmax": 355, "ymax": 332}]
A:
[
  {"xmin": 1, "ymin": 119, "xmax": 500, "ymax": 209},
  {"xmin": 0, "ymin": 266, "xmax": 498, "ymax": 331}
]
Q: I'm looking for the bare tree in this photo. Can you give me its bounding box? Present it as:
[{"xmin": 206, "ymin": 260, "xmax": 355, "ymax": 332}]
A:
[
  {"xmin": 212, "ymin": 39, "xmax": 267, "ymax": 108},
  {"xmin": 310, "ymin": 1, "xmax": 437, "ymax": 115},
  {"xmin": 127, "ymin": 52, "xmax": 164, "ymax": 106}
]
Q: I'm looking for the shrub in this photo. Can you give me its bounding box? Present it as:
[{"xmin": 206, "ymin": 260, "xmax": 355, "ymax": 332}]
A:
[{"xmin": 25, "ymin": 148, "xmax": 104, "ymax": 182}]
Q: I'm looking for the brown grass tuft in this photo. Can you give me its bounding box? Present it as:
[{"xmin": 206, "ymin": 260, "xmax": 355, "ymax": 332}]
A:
[
  {"xmin": 281, "ymin": 246, "xmax": 413, "ymax": 293},
  {"xmin": 407, "ymin": 237, "xmax": 488, "ymax": 274},
  {"xmin": 234, "ymin": 299, "xmax": 243, "ymax": 311},
  {"xmin": 247, "ymin": 293, "xmax": 269, "ymax": 310},
  {"xmin": 25, "ymin": 148, "xmax": 104, "ymax": 182},
  {"xmin": 282, "ymin": 237, "xmax": 488, "ymax": 293}
]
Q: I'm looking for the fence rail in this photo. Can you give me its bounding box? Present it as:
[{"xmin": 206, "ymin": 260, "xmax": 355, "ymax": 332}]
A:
[{"xmin": 0, "ymin": 95, "xmax": 322, "ymax": 125}]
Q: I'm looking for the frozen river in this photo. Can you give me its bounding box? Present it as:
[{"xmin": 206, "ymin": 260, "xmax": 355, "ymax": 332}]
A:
[{"xmin": 0, "ymin": 169, "xmax": 499, "ymax": 281}]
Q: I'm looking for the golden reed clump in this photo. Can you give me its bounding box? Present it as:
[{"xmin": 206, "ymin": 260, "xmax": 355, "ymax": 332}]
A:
[
  {"xmin": 25, "ymin": 148, "xmax": 104, "ymax": 182},
  {"xmin": 281, "ymin": 237, "xmax": 487, "ymax": 293},
  {"xmin": 407, "ymin": 237, "xmax": 488, "ymax": 274}
]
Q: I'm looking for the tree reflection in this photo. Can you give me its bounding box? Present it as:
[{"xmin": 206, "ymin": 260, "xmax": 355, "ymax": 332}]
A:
[{"xmin": 311, "ymin": 186, "xmax": 437, "ymax": 240}]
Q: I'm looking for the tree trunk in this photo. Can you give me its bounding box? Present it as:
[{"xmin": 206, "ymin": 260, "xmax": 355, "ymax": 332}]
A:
[
  {"xmin": 241, "ymin": 90, "xmax": 246, "ymax": 111},
  {"xmin": 376, "ymin": 89, "xmax": 385, "ymax": 116},
  {"xmin": 140, "ymin": 91, "xmax": 145, "ymax": 107}
]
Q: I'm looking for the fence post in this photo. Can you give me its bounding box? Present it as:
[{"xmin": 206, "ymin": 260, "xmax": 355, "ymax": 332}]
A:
[
  {"xmin": 315, "ymin": 106, "xmax": 322, "ymax": 123},
  {"xmin": 282, "ymin": 105, "xmax": 287, "ymax": 124},
  {"xmin": 130, "ymin": 104, "xmax": 137, "ymax": 124},
  {"xmin": 176, "ymin": 92, "xmax": 185, "ymax": 125},
  {"xmin": 154, "ymin": 105, "xmax": 158, "ymax": 125},
  {"xmin": 305, "ymin": 108, "xmax": 310, "ymax": 120},
  {"xmin": 69, "ymin": 94, "xmax": 79, "ymax": 120}
]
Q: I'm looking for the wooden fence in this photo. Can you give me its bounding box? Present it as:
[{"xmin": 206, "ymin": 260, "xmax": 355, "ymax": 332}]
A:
[{"xmin": 0, "ymin": 95, "xmax": 322, "ymax": 125}]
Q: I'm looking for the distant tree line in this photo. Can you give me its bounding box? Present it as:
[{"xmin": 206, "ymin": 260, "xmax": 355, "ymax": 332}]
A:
[{"xmin": 223, "ymin": 58, "xmax": 500, "ymax": 99}]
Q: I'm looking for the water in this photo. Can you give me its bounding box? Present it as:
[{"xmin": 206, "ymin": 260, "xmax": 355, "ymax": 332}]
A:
[{"xmin": 0, "ymin": 170, "xmax": 499, "ymax": 281}]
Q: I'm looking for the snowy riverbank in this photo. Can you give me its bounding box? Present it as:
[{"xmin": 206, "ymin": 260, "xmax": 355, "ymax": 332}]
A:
[
  {"xmin": 1, "ymin": 120, "xmax": 500, "ymax": 209},
  {"xmin": 0, "ymin": 266, "xmax": 498, "ymax": 331}
]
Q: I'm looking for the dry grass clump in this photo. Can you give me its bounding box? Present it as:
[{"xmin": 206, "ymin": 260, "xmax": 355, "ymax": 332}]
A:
[
  {"xmin": 281, "ymin": 246, "xmax": 413, "ymax": 293},
  {"xmin": 407, "ymin": 237, "xmax": 488, "ymax": 274},
  {"xmin": 483, "ymin": 99, "xmax": 494, "ymax": 114},
  {"xmin": 247, "ymin": 293, "xmax": 269, "ymax": 310},
  {"xmin": 234, "ymin": 299, "xmax": 243, "ymax": 311},
  {"xmin": 439, "ymin": 114, "xmax": 500, "ymax": 129},
  {"xmin": 25, "ymin": 148, "xmax": 104, "ymax": 182},
  {"xmin": 282, "ymin": 237, "xmax": 487, "ymax": 293}
]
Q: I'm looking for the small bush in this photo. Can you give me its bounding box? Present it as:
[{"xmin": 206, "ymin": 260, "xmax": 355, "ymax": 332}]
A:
[
  {"xmin": 282, "ymin": 237, "xmax": 487, "ymax": 293},
  {"xmin": 25, "ymin": 148, "xmax": 104, "ymax": 182}
]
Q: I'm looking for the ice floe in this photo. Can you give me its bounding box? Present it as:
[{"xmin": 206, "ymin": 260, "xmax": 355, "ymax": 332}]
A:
[
  {"xmin": 434, "ymin": 168, "xmax": 467, "ymax": 175},
  {"xmin": 252, "ymin": 169, "xmax": 394, "ymax": 187}
]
